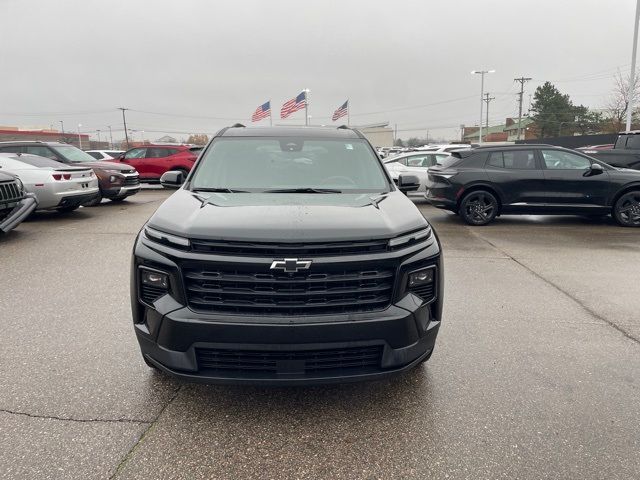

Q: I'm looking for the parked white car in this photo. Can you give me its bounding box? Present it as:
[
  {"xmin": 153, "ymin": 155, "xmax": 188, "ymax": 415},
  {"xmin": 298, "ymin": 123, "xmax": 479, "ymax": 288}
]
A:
[
  {"xmin": 384, "ymin": 152, "xmax": 450, "ymax": 197},
  {"xmin": 86, "ymin": 150, "xmax": 125, "ymax": 161},
  {"xmin": 0, "ymin": 153, "xmax": 99, "ymax": 212}
]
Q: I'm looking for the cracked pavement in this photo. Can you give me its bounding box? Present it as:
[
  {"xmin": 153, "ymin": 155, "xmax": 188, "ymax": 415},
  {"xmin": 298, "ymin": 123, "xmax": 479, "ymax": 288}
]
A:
[{"xmin": 1, "ymin": 192, "xmax": 639, "ymax": 479}]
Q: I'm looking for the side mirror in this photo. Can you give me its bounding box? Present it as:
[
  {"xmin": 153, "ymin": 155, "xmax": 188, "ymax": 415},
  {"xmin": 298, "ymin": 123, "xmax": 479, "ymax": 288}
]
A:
[
  {"xmin": 118, "ymin": 154, "xmax": 126, "ymax": 161},
  {"xmin": 584, "ymin": 163, "xmax": 604, "ymax": 176},
  {"xmin": 398, "ymin": 174, "xmax": 420, "ymax": 193},
  {"xmin": 160, "ymin": 170, "xmax": 184, "ymax": 189}
]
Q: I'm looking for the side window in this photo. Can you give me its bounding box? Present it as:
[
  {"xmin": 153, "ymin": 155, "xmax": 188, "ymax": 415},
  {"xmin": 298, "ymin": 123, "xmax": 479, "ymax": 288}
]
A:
[
  {"xmin": 396, "ymin": 157, "xmax": 408, "ymax": 166},
  {"xmin": 125, "ymin": 148, "xmax": 146, "ymax": 159},
  {"xmin": 0, "ymin": 146, "xmax": 23, "ymax": 154},
  {"xmin": 146, "ymin": 148, "xmax": 172, "ymax": 158},
  {"xmin": 541, "ymin": 150, "xmax": 591, "ymax": 170},
  {"xmin": 487, "ymin": 150, "xmax": 536, "ymax": 169},
  {"xmin": 25, "ymin": 146, "xmax": 59, "ymax": 160},
  {"xmin": 625, "ymin": 135, "xmax": 640, "ymax": 150},
  {"xmin": 167, "ymin": 149, "xmax": 180, "ymax": 156},
  {"xmin": 406, "ymin": 155, "xmax": 427, "ymax": 167},
  {"xmin": 87, "ymin": 152, "xmax": 103, "ymax": 160},
  {"xmin": 487, "ymin": 152, "xmax": 504, "ymax": 168}
]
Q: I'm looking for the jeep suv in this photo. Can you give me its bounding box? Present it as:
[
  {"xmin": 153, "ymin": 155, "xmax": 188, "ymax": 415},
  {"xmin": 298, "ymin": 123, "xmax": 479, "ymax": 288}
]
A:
[
  {"xmin": 0, "ymin": 171, "xmax": 38, "ymax": 234},
  {"xmin": 0, "ymin": 142, "xmax": 140, "ymax": 204},
  {"xmin": 426, "ymin": 144, "xmax": 640, "ymax": 227},
  {"xmin": 132, "ymin": 126, "xmax": 443, "ymax": 384}
]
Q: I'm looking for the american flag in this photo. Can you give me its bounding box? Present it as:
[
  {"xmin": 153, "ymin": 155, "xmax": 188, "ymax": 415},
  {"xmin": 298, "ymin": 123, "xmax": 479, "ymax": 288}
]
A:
[
  {"xmin": 251, "ymin": 101, "xmax": 271, "ymax": 122},
  {"xmin": 332, "ymin": 100, "xmax": 348, "ymax": 122},
  {"xmin": 280, "ymin": 91, "xmax": 307, "ymax": 119}
]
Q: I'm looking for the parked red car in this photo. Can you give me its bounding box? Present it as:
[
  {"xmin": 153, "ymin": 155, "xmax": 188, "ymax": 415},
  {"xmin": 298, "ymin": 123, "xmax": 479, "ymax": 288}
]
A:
[{"xmin": 112, "ymin": 145, "xmax": 203, "ymax": 182}]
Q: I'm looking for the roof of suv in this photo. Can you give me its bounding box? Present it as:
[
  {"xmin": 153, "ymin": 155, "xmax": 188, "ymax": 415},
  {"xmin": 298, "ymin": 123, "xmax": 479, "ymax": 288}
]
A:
[{"xmin": 218, "ymin": 125, "xmax": 363, "ymax": 139}]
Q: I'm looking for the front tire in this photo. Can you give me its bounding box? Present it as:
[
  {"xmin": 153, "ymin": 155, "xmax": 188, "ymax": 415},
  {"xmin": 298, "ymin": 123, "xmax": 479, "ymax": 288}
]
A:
[
  {"xmin": 613, "ymin": 191, "xmax": 640, "ymax": 227},
  {"xmin": 459, "ymin": 190, "xmax": 498, "ymax": 226}
]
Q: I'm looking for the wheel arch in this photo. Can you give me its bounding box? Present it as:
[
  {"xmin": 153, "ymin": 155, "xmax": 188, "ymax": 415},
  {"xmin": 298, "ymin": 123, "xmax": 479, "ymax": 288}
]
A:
[
  {"xmin": 611, "ymin": 183, "xmax": 640, "ymax": 208},
  {"xmin": 456, "ymin": 183, "xmax": 503, "ymax": 213}
]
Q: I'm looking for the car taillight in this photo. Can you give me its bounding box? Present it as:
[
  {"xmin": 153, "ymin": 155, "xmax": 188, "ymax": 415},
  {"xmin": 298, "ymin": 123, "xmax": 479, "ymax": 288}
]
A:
[
  {"xmin": 63, "ymin": 174, "xmax": 71, "ymax": 180},
  {"xmin": 52, "ymin": 174, "xmax": 62, "ymax": 180}
]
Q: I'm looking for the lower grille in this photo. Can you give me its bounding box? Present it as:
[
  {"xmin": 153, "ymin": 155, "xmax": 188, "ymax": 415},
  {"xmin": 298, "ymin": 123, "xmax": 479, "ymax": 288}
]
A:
[
  {"xmin": 196, "ymin": 345, "xmax": 383, "ymax": 375},
  {"xmin": 140, "ymin": 284, "xmax": 166, "ymax": 305},
  {"xmin": 409, "ymin": 283, "xmax": 435, "ymax": 302},
  {"xmin": 124, "ymin": 176, "xmax": 140, "ymax": 186},
  {"xmin": 183, "ymin": 264, "xmax": 395, "ymax": 316}
]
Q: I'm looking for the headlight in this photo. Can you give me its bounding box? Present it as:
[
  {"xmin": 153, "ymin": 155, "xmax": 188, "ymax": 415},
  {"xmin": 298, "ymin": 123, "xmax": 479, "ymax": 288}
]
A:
[
  {"xmin": 144, "ymin": 226, "xmax": 190, "ymax": 248},
  {"xmin": 407, "ymin": 266, "xmax": 436, "ymax": 302},
  {"xmin": 104, "ymin": 169, "xmax": 123, "ymax": 174},
  {"xmin": 389, "ymin": 227, "xmax": 431, "ymax": 248},
  {"xmin": 139, "ymin": 267, "xmax": 170, "ymax": 306},
  {"xmin": 14, "ymin": 177, "xmax": 24, "ymax": 193}
]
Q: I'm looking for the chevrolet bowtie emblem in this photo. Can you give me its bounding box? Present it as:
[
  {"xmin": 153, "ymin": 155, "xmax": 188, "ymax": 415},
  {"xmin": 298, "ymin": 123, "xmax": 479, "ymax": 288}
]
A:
[{"xmin": 270, "ymin": 258, "xmax": 312, "ymax": 273}]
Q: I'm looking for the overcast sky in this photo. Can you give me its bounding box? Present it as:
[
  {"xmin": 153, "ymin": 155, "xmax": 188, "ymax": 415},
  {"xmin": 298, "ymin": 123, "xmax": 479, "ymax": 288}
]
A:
[{"xmin": 0, "ymin": 0, "xmax": 637, "ymax": 142}]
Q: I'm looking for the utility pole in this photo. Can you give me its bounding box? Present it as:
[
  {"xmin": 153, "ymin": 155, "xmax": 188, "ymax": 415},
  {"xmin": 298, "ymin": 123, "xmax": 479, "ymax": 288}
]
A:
[
  {"xmin": 108, "ymin": 126, "xmax": 114, "ymax": 149},
  {"xmin": 514, "ymin": 77, "xmax": 532, "ymax": 141},
  {"xmin": 472, "ymin": 70, "xmax": 495, "ymax": 144},
  {"xmin": 118, "ymin": 107, "xmax": 129, "ymax": 149},
  {"xmin": 626, "ymin": 0, "xmax": 640, "ymax": 131},
  {"xmin": 96, "ymin": 129, "xmax": 101, "ymax": 145},
  {"xmin": 460, "ymin": 124, "xmax": 465, "ymax": 142},
  {"xmin": 59, "ymin": 120, "xmax": 64, "ymax": 135},
  {"xmin": 483, "ymin": 93, "xmax": 495, "ymax": 133}
]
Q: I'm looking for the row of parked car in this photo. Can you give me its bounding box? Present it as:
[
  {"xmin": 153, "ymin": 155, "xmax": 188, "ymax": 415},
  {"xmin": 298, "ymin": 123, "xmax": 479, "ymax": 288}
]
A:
[
  {"xmin": 0, "ymin": 141, "xmax": 202, "ymax": 234},
  {"xmin": 382, "ymin": 139, "xmax": 640, "ymax": 227}
]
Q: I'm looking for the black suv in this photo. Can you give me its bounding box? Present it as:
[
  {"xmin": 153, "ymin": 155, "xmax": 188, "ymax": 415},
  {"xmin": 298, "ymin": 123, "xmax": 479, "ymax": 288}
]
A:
[
  {"xmin": 132, "ymin": 126, "xmax": 443, "ymax": 385},
  {"xmin": 0, "ymin": 171, "xmax": 38, "ymax": 234},
  {"xmin": 426, "ymin": 145, "xmax": 640, "ymax": 227},
  {"xmin": 0, "ymin": 142, "xmax": 140, "ymax": 204}
]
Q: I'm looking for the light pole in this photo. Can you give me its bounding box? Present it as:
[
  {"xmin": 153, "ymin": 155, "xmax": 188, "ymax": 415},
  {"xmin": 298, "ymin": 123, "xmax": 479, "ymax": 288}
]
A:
[
  {"xmin": 303, "ymin": 88, "xmax": 310, "ymax": 126},
  {"xmin": 97, "ymin": 129, "xmax": 101, "ymax": 145},
  {"xmin": 108, "ymin": 126, "xmax": 114, "ymax": 149},
  {"xmin": 59, "ymin": 120, "xmax": 64, "ymax": 138},
  {"xmin": 627, "ymin": 0, "xmax": 640, "ymax": 131},
  {"xmin": 118, "ymin": 107, "xmax": 130, "ymax": 149},
  {"xmin": 77, "ymin": 124, "xmax": 83, "ymax": 150},
  {"xmin": 471, "ymin": 70, "xmax": 495, "ymax": 144},
  {"xmin": 140, "ymin": 130, "xmax": 145, "ymax": 144}
]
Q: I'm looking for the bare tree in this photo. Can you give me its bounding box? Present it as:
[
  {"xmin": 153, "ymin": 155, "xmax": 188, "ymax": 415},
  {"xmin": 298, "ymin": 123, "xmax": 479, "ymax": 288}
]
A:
[{"xmin": 606, "ymin": 69, "xmax": 640, "ymax": 132}]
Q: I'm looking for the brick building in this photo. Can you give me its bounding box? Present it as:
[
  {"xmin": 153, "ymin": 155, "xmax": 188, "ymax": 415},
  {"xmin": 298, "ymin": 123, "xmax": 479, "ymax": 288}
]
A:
[{"xmin": 0, "ymin": 127, "xmax": 90, "ymax": 149}]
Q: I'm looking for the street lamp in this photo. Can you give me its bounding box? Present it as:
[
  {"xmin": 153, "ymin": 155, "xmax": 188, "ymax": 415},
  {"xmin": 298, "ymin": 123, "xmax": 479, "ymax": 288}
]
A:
[
  {"xmin": 627, "ymin": 0, "xmax": 640, "ymax": 131},
  {"xmin": 303, "ymin": 88, "xmax": 311, "ymax": 126},
  {"xmin": 77, "ymin": 124, "xmax": 83, "ymax": 150},
  {"xmin": 471, "ymin": 70, "xmax": 495, "ymax": 144}
]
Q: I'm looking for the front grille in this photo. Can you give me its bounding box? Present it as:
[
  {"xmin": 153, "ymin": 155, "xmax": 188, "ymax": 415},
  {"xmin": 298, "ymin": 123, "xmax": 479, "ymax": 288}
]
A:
[
  {"xmin": 183, "ymin": 264, "xmax": 395, "ymax": 315},
  {"xmin": 124, "ymin": 175, "xmax": 140, "ymax": 186},
  {"xmin": 0, "ymin": 181, "xmax": 21, "ymax": 204},
  {"xmin": 140, "ymin": 284, "xmax": 166, "ymax": 305},
  {"xmin": 196, "ymin": 345, "xmax": 383, "ymax": 375},
  {"xmin": 190, "ymin": 238, "xmax": 390, "ymax": 257}
]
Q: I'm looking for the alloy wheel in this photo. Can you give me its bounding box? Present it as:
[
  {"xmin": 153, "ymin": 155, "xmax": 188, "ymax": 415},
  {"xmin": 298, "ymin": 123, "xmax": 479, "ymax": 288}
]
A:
[
  {"xmin": 462, "ymin": 192, "xmax": 497, "ymax": 225},
  {"xmin": 614, "ymin": 192, "xmax": 640, "ymax": 227}
]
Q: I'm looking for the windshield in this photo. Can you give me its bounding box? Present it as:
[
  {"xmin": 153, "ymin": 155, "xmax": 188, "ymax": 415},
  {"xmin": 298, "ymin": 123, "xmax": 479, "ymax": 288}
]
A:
[
  {"xmin": 54, "ymin": 145, "xmax": 99, "ymax": 163},
  {"xmin": 189, "ymin": 137, "xmax": 390, "ymax": 193}
]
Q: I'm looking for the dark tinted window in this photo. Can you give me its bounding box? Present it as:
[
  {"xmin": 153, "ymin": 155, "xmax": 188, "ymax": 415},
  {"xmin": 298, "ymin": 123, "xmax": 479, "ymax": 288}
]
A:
[
  {"xmin": 615, "ymin": 135, "xmax": 628, "ymax": 149},
  {"xmin": 87, "ymin": 151, "xmax": 103, "ymax": 159},
  {"xmin": 626, "ymin": 135, "xmax": 640, "ymax": 149},
  {"xmin": 439, "ymin": 155, "xmax": 463, "ymax": 169},
  {"xmin": 487, "ymin": 150, "xmax": 536, "ymax": 169},
  {"xmin": 125, "ymin": 148, "xmax": 146, "ymax": 159},
  {"xmin": 0, "ymin": 146, "xmax": 24, "ymax": 154}
]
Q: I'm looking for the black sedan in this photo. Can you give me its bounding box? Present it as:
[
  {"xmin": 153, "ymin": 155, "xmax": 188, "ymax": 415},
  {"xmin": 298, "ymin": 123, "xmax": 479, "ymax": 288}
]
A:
[{"xmin": 425, "ymin": 144, "xmax": 640, "ymax": 227}]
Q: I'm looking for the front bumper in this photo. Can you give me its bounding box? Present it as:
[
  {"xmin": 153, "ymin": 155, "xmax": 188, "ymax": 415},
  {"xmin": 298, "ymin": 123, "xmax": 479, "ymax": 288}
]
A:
[
  {"xmin": 132, "ymin": 233, "xmax": 444, "ymax": 385},
  {"xmin": 102, "ymin": 184, "xmax": 141, "ymax": 199},
  {"xmin": 0, "ymin": 193, "xmax": 38, "ymax": 233}
]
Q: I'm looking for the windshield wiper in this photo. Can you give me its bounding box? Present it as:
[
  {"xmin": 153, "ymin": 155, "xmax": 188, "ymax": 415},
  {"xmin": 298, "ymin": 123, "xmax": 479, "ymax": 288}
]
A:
[
  {"xmin": 263, "ymin": 187, "xmax": 342, "ymax": 194},
  {"xmin": 191, "ymin": 187, "xmax": 249, "ymax": 193}
]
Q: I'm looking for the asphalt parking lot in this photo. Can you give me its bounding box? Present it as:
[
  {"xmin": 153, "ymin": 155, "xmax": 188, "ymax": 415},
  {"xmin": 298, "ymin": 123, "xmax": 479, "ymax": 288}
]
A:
[{"xmin": 1, "ymin": 190, "xmax": 639, "ymax": 480}]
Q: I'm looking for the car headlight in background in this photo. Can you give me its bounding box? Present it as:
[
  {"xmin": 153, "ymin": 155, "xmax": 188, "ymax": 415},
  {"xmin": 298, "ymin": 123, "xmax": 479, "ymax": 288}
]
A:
[
  {"xmin": 144, "ymin": 226, "xmax": 190, "ymax": 248},
  {"xmin": 14, "ymin": 177, "xmax": 24, "ymax": 193}
]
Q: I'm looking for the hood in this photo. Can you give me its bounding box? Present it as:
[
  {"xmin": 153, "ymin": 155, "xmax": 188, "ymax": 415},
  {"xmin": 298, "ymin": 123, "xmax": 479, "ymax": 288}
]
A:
[
  {"xmin": 147, "ymin": 190, "xmax": 428, "ymax": 242},
  {"xmin": 70, "ymin": 160, "xmax": 134, "ymax": 172},
  {"xmin": 608, "ymin": 167, "xmax": 640, "ymax": 179}
]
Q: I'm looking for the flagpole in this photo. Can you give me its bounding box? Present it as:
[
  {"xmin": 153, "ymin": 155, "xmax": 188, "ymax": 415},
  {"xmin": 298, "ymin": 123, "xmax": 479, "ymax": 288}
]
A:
[
  {"xmin": 269, "ymin": 100, "xmax": 272, "ymax": 126},
  {"xmin": 347, "ymin": 100, "xmax": 350, "ymax": 126},
  {"xmin": 304, "ymin": 89, "xmax": 309, "ymax": 126}
]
